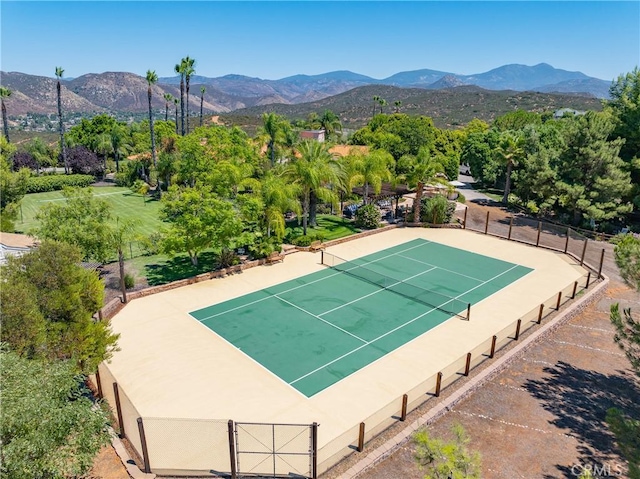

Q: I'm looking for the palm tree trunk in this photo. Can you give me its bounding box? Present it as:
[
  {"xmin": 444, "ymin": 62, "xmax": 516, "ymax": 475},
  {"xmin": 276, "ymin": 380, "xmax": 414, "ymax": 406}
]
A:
[
  {"xmin": 502, "ymin": 161, "xmax": 513, "ymax": 204},
  {"xmin": 57, "ymin": 81, "xmax": 68, "ymax": 174},
  {"xmin": 165, "ymin": 102, "xmax": 169, "ymax": 122},
  {"xmin": 115, "ymin": 151, "xmax": 120, "ymax": 173},
  {"xmin": 200, "ymin": 92, "xmax": 204, "ymax": 127},
  {"xmin": 148, "ymin": 87, "xmax": 157, "ymax": 169},
  {"xmin": 119, "ymin": 248, "xmax": 127, "ymax": 303},
  {"xmin": 303, "ymin": 194, "xmax": 309, "ymax": 236},
  {"xmin": 364, "ymin": 182, "xmax": 369, "ymax": 205},
  {"xmin": 175, "ymin": 105, "xmax": 179, "ymax": 135},
  {"xmin": 185, "ymin": 77, "xmax": 190, "ymax": 135},
  {"xmin": 309, "ymin": 191, "xmax": 318, "ymax": 227},
  {"xmin": 1, "ymin": 100, "xmax": 9, "ymax": 143},
  {"xmin": 414, "ymin": 182, "xmax": 424, "ymax": 223},
  {"xmin": 180, "ymin": 76, "xmax": 185, "ymax": 136},
  {"xmin": 269, "ymin": 140, "xmax": 275, "ymax": 167}
]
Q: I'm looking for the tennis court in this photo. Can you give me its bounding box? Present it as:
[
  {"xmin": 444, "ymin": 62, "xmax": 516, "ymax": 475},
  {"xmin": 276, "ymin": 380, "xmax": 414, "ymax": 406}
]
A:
[{"xmin": 190, "ymin": 238, "xmax": 532, "ymax": 397}]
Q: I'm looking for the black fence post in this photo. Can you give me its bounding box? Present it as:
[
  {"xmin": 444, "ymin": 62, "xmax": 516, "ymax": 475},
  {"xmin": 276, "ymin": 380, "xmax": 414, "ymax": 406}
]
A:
[
  {"xmin": 228, "ymin": 420, "xmax": 237, "ymax": 479},
  {"xmin": 137, "ymin": 418, "xmax": 151, "ymax": 473},
  {"xmin": 358, "ymin": 422, "xmax": 365, "ymax": 452},
  {"xmin": 113, "ymin": 383, "xmax": 125, "ymax": 438},
  {"xmin": 489, "ymin": 335, "xmax": 497, "ymax": 358},
  {"xmin": 597, "ymin": 248, "xmax": 605, "ymax": 279},
  {"xmin": 311, "ymin": 422, "xmax": 318, "ymax": 479},
  {"xmin": 564, "ymin": 227, "xmax": 570, "ymax": 254},
  {"xmin": 400, "ymin": 394, "xmax": 408, "ymax": 421}
]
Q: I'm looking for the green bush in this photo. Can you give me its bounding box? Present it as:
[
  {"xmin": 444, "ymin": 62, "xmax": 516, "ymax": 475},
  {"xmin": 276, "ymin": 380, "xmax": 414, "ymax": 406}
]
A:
[
  {"xmin": 25, "ymin": 174, "xmax": 94, "ymax": 193},
  {"xmin": 124, "ymin": 273, "xmax": 135, "ymax": 289},
  {"xmin": 216, "ymin": 248, "xmax": 239, "ymax": 269},
  {"xmin": 416, "ymin": 195, "xmax": 456, "ymax": 224},
  {"xmin": 457, "ymin": 192, "xmax": 466, "ymax": 204},
  {"xmin": 291, "ymin": 232, "xmax": 325, "ymax": 247},
  {"xmin": 354, "ymin": 204, "xmax": 380, "ymax": 229}
]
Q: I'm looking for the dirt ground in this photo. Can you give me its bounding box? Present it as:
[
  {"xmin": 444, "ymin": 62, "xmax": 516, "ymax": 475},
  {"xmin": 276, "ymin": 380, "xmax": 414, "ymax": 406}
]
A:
[{"xmin": 90, "ymin": 200, "xmax": 639, "ymax": 479}]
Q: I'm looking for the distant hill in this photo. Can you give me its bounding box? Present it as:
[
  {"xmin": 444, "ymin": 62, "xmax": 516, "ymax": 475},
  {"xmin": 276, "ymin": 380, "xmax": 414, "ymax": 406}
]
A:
[
  {"xmin": 1, "ymin": 63, "xmax": 610, "ymax": 123},
  {"xmin": 221, "ymin": 84, "xmax": 603, "ymax": 130}
]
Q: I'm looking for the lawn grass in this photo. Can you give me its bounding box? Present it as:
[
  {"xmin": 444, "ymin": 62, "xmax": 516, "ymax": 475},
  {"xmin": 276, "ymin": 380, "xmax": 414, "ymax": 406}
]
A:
[
  {"xmin": 475, "ymin": 187, "xmax": 503, "ymax": 202},
  {"xmin": 286, "ymin": 214, "xmax": 360, "ymax": 241},
  {"xmin": 16, "ymin": 186, "xmax": 163, "ymax": 237}
]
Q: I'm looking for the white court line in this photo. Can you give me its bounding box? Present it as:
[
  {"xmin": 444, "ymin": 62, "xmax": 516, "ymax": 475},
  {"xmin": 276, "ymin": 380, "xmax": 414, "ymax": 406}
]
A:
[
  {"xmin": 317, "ymin": 267, "xmax": 437, "ymax": 317},
  {"xmin": 274, "ymin": 294, "xmax": 368, "ymax": 344},
  {"xmin": 395, "ymin": 253, "xmax": 485, "ymax": 283},
  {"xmin": 37, "ymin": 191, "xmax": 128, "ymax": 201},
  {"xmin": 289, "ymin": 264, "xmax": 520, "ymax": 385},
  {"xmin": 194, "ymin": 240, "xmax": 431, "ymax": 322}
]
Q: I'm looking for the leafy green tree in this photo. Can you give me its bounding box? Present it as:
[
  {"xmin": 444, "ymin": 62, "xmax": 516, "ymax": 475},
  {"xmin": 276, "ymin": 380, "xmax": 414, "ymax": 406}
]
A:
[
  {"xmin": 607, "ymin": 67, "xmax": 640, "ymax": 164},
  {"xmin": 0, "ymin": 241, "xmax": 118, "ymax": 371},
  {"xmin": 493, "ymin": 109, "xmax": 542, "ymax": 131},
  {"xmin": 460, "ymin": 130, "xmax": 501, "ymax": 186},
  {"xmin": 160, "ymin": 184, "xmax": 243, "ymax": 266},
  {"xmin": 34, "ymin": 187, "xmax": 113, "ymax": 262},
  {"xmin": 283, "ymin": 140, "xmax": 344, "ymax": 235},
  {"xmin": 1, "ymin": 349, "xmax": 112, "ymax": 479},
  {"xmin": 110, "ymin": 123, "xmax": 131, "ymax": 173},
  {"xmin": 146, "ymin": 70, "xmax": 158, "ymax": 169},
  {"xmin": 0, "ymin": 141, "xmax": 29, "ymax": 232},
  {"xmin": 414, "ymin": 423, "xmax": 482, "ymax": 479},
  {"xmin": 614, "ymin": 234, "xmax": 640, "ymax": 292},
  {"xmin": 1, "ymin": 86, "xmax": 11, "ymax": 142},
  {"xmin": 55, "ymin": 66, "xmax": 68, "ymax": 174},
  {"xmin": 347, "ymin": 148, "xmax": 395, "ymax": 204},
  {"xmin": 494, "ymin": 130, "xmax": 525, "ymax": 204},
  {"xmin": 25, "ymin": 137, "xmax": 55, "ymax": 174},
  {"xmin": 556, "ymin": 111, "xmax": 632, "ymax": 225},
  {"xmin": 110, "ymin": 218, "xmax": 138, "ymax": 303}
]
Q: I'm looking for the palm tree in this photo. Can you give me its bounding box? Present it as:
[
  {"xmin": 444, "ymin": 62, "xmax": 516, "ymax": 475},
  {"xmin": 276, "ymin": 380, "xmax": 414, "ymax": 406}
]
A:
[
  {"xmin": 173, "ymin": 98, "xmax": 179, "ymax": 135},
  {"xmin": 394, "ymin": 100, "xmax": 402, "ymax": 113},
  {"xmin": 318, "ymin": 110, "xmax": 342, "ymax": 142},
  {"xmin": 372, "ymin": 95, "xmax": 380, "ymax": 119},
  {"xmin": 55, "ymin": 67, "xmax": 68, "ymax": 174},
  {"xmin": 256, "ymin": 172, "xmax": 302, "ymax": 239},
  {"xmin": 0, "ymin": 86, "xmax": 11, "ymax": 143},
  {"xmin": 283, "ymin": 140, "xmax": 344, "ymax": 235},
  {"xmin": 348, "ymin": 149, "xmax": 395, "ymax": 204},
  {"xmin": 110, "ymin": 124, "xmax": 130, "ymax": 173},
  {"xmin": 95, "ymin": 133, "xmax": 112, "ymax": 173},
  {"xmin": 174, "ymin": 62, "xmax": 185, "ymax": 135},
  {"xmin": 163, "ymin": 93, "xmax": 173, "ymax": 122},
  {"xmin": 404, "ymin": 148, "xmax": 443, "ymax": 223},
  {"xmin": 260, "ymin": 112, "xmax": 287, "ymax": 167},
  {"xmin": 496, "ymin": 130, "xmax": 525, "ymax": 204},
  {"xmin": 146, "ymin": 70, "xmax": 158, "ymax": 169},
  {"xmin": 199, "ymin": 86, "xmax": 206, "ymax": 127},
  {"xmin": 378, "ymin": 98, "xmax": 387, "ymax": 114},
  {"xmin": 182, "ymin": 56, "xmax": 196, "ymax": 134}
]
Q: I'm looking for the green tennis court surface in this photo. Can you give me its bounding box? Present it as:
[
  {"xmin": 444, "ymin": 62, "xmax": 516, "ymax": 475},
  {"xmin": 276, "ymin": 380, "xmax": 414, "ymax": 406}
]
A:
[{"xmin": 190, "ymin": 239, "xmax": 532, "ymax": 397}]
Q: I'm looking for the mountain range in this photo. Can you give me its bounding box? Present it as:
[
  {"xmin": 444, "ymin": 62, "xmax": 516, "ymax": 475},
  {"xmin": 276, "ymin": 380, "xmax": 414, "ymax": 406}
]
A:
[{"xmin": 0, "ymin": 63, "xmax": 610, "ymax": 123}]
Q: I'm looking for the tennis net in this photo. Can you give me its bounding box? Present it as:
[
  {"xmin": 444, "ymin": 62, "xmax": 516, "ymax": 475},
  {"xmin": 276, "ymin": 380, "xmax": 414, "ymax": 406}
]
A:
[{"xmin": 321, "ymin": 251, "xmax": 470, "ymax": 319}]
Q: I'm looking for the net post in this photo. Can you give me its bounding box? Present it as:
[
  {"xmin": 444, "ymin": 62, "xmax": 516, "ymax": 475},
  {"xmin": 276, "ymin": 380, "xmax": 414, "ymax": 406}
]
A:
[
  {"xmin": 489, "ymin": 335, "xmax": 497, "ymax": 358},
  {"xmin": 466, "ymin": 303, "xmax": 471, "ymax": 321},
  {"xmin": 536, "ymin": 221, "xmax": 542, "ymax": 247},
  {"xmin": 564, "ymin": 227, "xmax": 570, "ymax": 253},
  {"xmin": 357, "ymin": 422, "xmax": 365, "ymax": 452},
  {"xmin": 435, "ymin": 372, "xmax": 442, "ymax": 397},
  {"xmin": 508, "ymin": 217, "xmax": 513, "ymax": 240},
  {"xmin": 228, "ymin": 420, "xmax": 237, "ymax": 479},
  {"xmin": 555, "ymin": 291, "xmax": 562, "ymax": 310},
  {"xmin": 320, "ymin": 250, "xmax": 324, "ymax": 265},
  {"xmin": 311, "ymin": 422, "xmax": 318, "ymax": 479},
  {"xmin": 463, "ymin": 207, "xmax": 468, "ymax": 229},
  {"xmin": 537, "ymin": 304, "xmax": 544, "ymax": 324},
  {"xmin": 484, "ymin": 211, "xmax": 490, "ymax": 235},
  {"xmin": 464, "ymin": 353, "xmax": 471, "ymax": 376},
  {"xmin": 571, "ymin": 281, "xmax": 578, "ymax": 299},
  {"xmin": 597, "ymin": 248, "xmax": 605, "ymax": 279},
  {"xmin": 113, "ymin": 382, "xmax": 125, "ymax": 438},
  {"xmin": 95, "ymin": 367, "xmax": 103, "ymax": 399},
  {"xmin": 137, "ymin": 418, "xmax": 151, "ymax": 473},
  {"xmin": 514, "ymin": 319, "xmax": 522, "ymax": 341},
  {"xmin": 580, "ymin": 238, "xmax": 588, "ymax": 265},
  {"xmin": 586, "ymin": 272, "xmax": 592, "ymax": 289},
  {"xmin": 400, "ymin": 394, "xmax": 408, "ymax": 421}
]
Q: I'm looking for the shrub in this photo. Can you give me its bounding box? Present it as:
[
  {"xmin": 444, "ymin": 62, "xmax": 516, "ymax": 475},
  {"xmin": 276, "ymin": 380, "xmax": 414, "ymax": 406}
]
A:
[
  {"xmin": 11, "ymin": 151, "xmax": 38, "ymax": 170},
  {"xmin": 138, "ymin": 232, "xmax": 163, "ymax": 256},
  {"xmin": 25, "ymin": 174, "xmax": 94, "ymax": 193},
  {"xmin": 67, "ymin": 146, "xmax": 103, "ymax": 176},
  {"xmin": 417, "ymin": 195, "xmax": 456, "ymax": 224},
  {"xmin": 124, "ymin": 273, "xmax": 135, "ymax": 289},
  {"xmin": 216, "ymin": 248, "xmax": 239, "ymax": 269},
  {"xmin": 291, "ymin": 232, "xmax": 324, "ymax": 247},
  {"xmin": 248, "ymin": 239, "xmax": 278, "ymax": 259},
  {"xmin": 354, "ymin": 203, "xmax": 380, "ymax": 229}
]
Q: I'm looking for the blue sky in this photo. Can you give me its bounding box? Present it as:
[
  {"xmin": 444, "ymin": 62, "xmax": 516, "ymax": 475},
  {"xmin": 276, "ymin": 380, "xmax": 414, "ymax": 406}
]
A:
[{"xmin": 1, "ymin": 1, "xmax": 638, "ymax": 81}]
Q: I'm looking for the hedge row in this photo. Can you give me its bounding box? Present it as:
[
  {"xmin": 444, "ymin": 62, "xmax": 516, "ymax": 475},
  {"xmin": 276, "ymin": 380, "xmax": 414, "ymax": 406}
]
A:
[{"xmin": 26, "ymin": 175, "xmax": 95, "ymax": 194}]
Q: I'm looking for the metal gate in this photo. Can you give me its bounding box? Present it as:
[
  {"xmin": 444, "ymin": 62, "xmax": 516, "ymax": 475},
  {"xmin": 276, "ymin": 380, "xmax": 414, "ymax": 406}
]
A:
[{"xmin": 234, "ymin": 422, "xmax": 318, "ymax": 478}]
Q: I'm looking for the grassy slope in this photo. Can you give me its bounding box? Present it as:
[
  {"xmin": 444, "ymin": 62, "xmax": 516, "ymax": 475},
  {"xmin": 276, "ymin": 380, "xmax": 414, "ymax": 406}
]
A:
[{"xmin": 16, "ymin": 186, "xmax": 163, "ymax": 236}]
